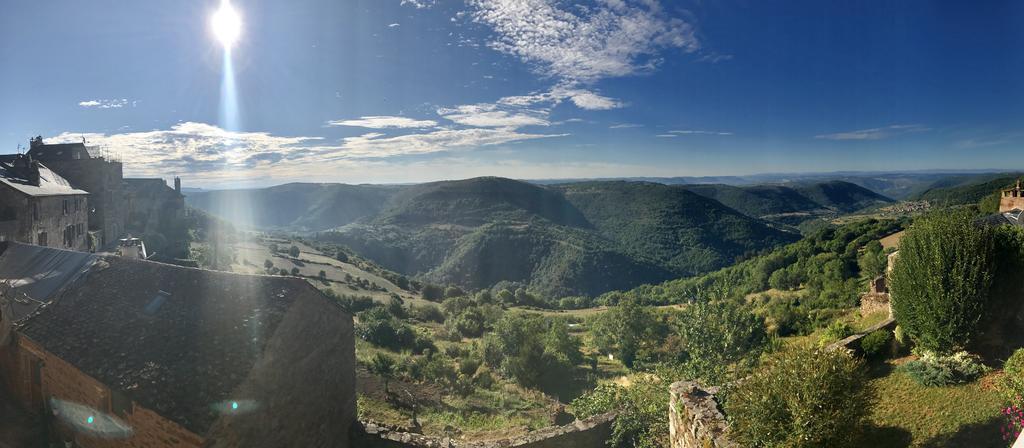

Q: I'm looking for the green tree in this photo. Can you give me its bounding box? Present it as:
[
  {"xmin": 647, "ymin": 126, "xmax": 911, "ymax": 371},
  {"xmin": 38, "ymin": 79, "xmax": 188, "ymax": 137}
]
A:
[
  {"xmin": 858, "ymin": 240, "xmax": 886, "ymax": 279},
  {"xmin": 368, "ymin": 352, "xmax": 396, "ymax": 395},
  {"xmin": 288, "ymin": 245, "xmax": 300, "ymax": 257},
  {"xmin": 421, "ymin": 284, "xmax": 444, "ymax": 301},
  {"xmin": 725, "ymin": 346, "xmax": 872, "ymax": 448},
  {"xmin": 889, "ymin": 210, "xmax": 996, "ymax": 353},
  {"xmin": 592, "ymin": 298, "xmax": 653, "ymax": 368},
  {"xmin": 290, "ymin": 267, "xmax": 300, "ymax": 276},
  {"xmin": 318, "ymin": 270, "xmax": 327, "ymax": 280},
  {"xmin": 263, "ymin": 259, "xmax": 273, "ymax": 269},
  {"xmin": 676, "ymin": 300, "xmax": 767, "ymax": 370}
]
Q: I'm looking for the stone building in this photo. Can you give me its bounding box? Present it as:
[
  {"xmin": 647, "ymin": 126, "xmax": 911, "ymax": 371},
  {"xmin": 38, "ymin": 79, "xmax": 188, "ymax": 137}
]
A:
[
  {"xmin": 0, "ymin": 242, "xmax": 357, "ymax": 448},
  {"xmin": 1000, "ymin": 180, "xmax": 1024, "ymax": 213},
  {"xmin": 0, "ymin": 155, "xmax": 89, "ymax": 251},
  {"xmin": 124, "ymin": 177, "xmax": 188, "ymax": 258},
  {"xmin": 26, "ymin": 137, "xmax": 125, "ymax": 248}
]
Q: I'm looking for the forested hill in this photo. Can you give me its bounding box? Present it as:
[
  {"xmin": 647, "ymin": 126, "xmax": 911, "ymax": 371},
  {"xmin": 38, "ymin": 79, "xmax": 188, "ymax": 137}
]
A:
[
  {"xmin": 679, "ymin": 180, "xmax": 893, "ymax": 219},
  {"xmin": 185, "ymin": 183, "xmax": 400, "ymax": 230},
  {"xmin": 320, "ymin": 177, "xmax": 798, "ymax": 297},
  {"xmin": 911, "ymin": 175, "xmax": 1020, "ymax": 211}
]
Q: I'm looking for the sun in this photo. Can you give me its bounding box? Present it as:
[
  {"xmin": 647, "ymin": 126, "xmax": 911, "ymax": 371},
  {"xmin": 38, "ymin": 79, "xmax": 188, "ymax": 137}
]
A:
[{"xmin": 210, "ymin": 1, "xmax": 242, "ymax": 49}]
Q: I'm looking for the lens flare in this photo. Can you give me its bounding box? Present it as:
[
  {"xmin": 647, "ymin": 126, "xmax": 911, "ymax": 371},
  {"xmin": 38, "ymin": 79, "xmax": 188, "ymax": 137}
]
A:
[{"xmin": 211, "ymin": 1, "xmax": 242, "ymax": 49}]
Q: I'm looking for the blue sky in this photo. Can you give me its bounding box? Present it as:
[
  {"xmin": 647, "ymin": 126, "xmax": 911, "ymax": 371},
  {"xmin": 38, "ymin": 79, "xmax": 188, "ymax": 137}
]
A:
[{"xmin": 1, "ymin": 0, "xmax": 1022, "ymax": 187}]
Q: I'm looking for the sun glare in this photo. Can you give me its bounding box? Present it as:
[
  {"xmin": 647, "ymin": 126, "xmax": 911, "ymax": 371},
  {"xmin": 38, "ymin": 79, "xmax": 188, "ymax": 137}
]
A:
[{"xmin": 211, "ymin": 1, "xmax": 242, "ymax": 49}]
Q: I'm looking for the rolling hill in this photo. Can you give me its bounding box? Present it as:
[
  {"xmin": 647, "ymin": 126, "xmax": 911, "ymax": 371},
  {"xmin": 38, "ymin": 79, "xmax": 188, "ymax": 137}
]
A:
[
  {"xmin": 185, "ymin": 183, "xmax": 400, "ymax": 230},
  {"xmin": 677, "ymin": 181, "xmax": 892, "ymax": 228},
  {"xmin": 319, "ymin": 177, "xmax": 798, "ymax": 297}
]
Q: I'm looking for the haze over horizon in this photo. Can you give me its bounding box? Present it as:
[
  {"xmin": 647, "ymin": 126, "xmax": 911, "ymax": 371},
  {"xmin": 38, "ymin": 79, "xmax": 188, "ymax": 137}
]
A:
[{"xmin": 2, "ymin": 0, "xmax": 1021, "ymax": 188}]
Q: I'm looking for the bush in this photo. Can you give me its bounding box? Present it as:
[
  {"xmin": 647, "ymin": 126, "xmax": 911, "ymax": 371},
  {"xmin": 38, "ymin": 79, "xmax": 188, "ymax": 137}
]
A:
[
  {"xmin": 288, "ymin": 245, "xmax": 300, "ymax": 257},
  {"xmin": 675, "ymin": 300, "xmax": 767, "ymax": 370},
  {"xmin": 889, "ymin": 210, "xmax": 996, "ymax": 353},
  {"xmin": 572, "ymin": 378, "xmax": 668, "ymax": 448},
  {"xmin": 421, "ymin": 284, "xmax": 444, "ymax": 301},
  {"xmin": 860, "ymin": 329, "xmax": 892, "ymax": 358},
  {"xmin": 818, "ymin": 320, "xmax": 854, "ymax": 346},
  {"xmin": 1000, "ymin": 349, "xmax": 1024, "ymax": 406},
  {"xmin": 725, "ymin": 346, "xmax": 871, "ymax": 448},
  {"xmin": 409, "ymin": 303, "xmax": 445, "ymax": 323},
  {"xmin": 901, "ymin": 351, "xmax": 989, "ymax": 387}
]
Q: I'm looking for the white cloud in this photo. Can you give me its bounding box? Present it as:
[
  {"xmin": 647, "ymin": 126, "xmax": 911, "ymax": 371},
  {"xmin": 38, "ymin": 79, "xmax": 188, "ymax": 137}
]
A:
[
  {"xmin": 610, "ymin": 123, "xmax": 643, "ymax": 129},
  {"xmin": 437, "ymin": 104, "xmax": 549, "ymax": 128},
  {"xmin": 388, "ymin": 23, "xmax": 400, "ymax": 28},
  {"xmin": 814, "ymin": 124, "xmax": 929, "ymax": 141},
  {"xmin": 697, "ymin": 52, "xmax": 734, "ymax": 64},
  {"xmin": 655, "ymin": 134, "xmax": 677, "ymax": 138},
  {"xmin": 400, "ymin": 0, "xmax": 435, "ymax": 8},
  {"xmin": 78, "ymin": 99, "xmax": 129, "ymax": 109},
  {"xmin": 44, "ymin": 121, "xmax": 563, "ymax": 182},
  {"xmin": 468, "ymin": 0, "xmax": 698, "ymax": 83},
  {"xmin": 669, "ymin": 130, "xmax": 733, "ymax": 136},
  {"xmin": 326, "ymin": 116, "xmax": 438, "ymax": 129},
  {"xmin": 338, "ymin": 128, "xmax": 564, "ymax": 158}
]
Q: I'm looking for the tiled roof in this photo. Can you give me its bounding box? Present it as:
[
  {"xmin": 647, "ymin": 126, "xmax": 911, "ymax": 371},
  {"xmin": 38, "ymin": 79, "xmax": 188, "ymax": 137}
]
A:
[
  {"xmin": 0, "ymin": 158, "xmax": 88, "ymax": 197},
  {"xmin": 979, "ymin": 209, "xmax": 1024, "ymax": 228},
  {"xmin": 11, "ymin": 246, "xmax": 354, "ymax": 441}
]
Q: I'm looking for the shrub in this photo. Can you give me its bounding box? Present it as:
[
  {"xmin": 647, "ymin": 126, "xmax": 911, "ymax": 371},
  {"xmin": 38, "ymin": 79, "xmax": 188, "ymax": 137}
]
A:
[
  {"xmin": 675, "ymin": 300, "xmax": 767, "ymax": 370},
  {"xmin": 998, "ymin": 349, "xmax": 1024, "ymax": 405},
  {"xmin": 860, "ymin": 329, "xmax": 891, "ymax": 358},
  {"xmin": 409, "ymin": 303, "xmax": 445, "ymax": 323},
  {"xmin": 290, "ymin": 267, "xmax": 300, "ymax": 276},
  {"xmin": 288, "ymin": 245, "xmax": 300, "ymax": 257},
  {"xmin": 725, "ymin": 346, "xmax": 871, "ymax": 448},
  {"xmin": 818, "ymin": 320, "xmax": 854, "ymax": 347},
  {"xmin": 889, "ymin": 210, "xmax": 996, "ymax": 353},
  {"xmin": 421, "ymin": 284, "xmax": 444, "ymax": 301},
  {"xmin": 572, "ymin": 378, "xmax": 668, "ymax": 448},
  {"xmin": 901, "ymin": 351, "xmax": 989, "ymax": 387}
]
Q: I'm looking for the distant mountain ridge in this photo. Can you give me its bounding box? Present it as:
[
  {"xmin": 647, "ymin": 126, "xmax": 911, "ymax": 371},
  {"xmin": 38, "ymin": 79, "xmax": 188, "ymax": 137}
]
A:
[
  {"xmin": 188, "ymin": 177, "xmax": 800, "ymax": 296},
  {"xmin": 677, "ymin": 181, "xmax": 893, "ymax": 227}
]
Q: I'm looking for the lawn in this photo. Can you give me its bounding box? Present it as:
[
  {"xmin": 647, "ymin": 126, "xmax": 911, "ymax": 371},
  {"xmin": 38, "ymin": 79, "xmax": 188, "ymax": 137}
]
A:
[{"xmin": 863, "ymin": 357, "xmax": 1006, "ymax": 447}]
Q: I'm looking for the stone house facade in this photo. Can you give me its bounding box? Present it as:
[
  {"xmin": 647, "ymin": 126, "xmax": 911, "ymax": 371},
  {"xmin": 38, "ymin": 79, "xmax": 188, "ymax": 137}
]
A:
[
  {"xmin": 26, "ymin": 137, "xmax": 126, "ymax": 248},
  {"xmin": 0, "ymin": 155, "xmax": 88, "ymax": 251},
  {"xmin": 1000, "ymin": 180, "xmax": 1024, "ymax": 213}
]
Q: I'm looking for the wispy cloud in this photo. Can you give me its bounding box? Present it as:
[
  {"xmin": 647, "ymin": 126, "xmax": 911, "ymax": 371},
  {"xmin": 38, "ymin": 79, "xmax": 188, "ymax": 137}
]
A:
[
  {"xmin": 388, "ymin": 23, "xmax": 400, "ymax": 28},
  {"xmin": 814, "ymin": 124, "xmax": 929, "ymax": 141},
  {"xmin": 670, "ymin": 130, "xmax": 733, "ymax": 136},
  {"xmin": 45, "ymin": 119, "xmax": 563, "ymax": 181},
  {"xmin": 468, "ymin": 0, "xmax": 698, "ymax": 83},
  {"xmin": 610, "ymin": 123, "xmax": 643, "ymax": 129},
  {"xmin": 326, "ymin": 116, "xmax": 438, "ymax": 129},
  {"xmin": 400, "ymin": 0, "xmax": 435, "ymax": 9},
  {"xmin": 655, "ymin": 134, "xmax": 677, "ymax": 138},
  {"xmin": 438, "ymin": 104, "xmax": 549, "ymax": 128},
  {"xmin": 697, "ymin": 52, "xmax": 734, "ymax": 64},
  {"xmin": 78, "ymin": 99, "xmax": 130, "ymax": 109}
]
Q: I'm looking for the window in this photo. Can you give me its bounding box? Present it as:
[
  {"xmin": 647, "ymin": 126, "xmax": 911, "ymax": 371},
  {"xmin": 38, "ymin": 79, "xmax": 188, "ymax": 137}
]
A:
[
  {"xmin": 37, "ymin": 232, "xmax": 47, "ymax": 247},
  {"xmin": 76, "ymin": 223, "xmax": 83, "ymax": 237},
  {"xmin": 32, "ymin": 201, "xmax": 39, "ymax": 221},
  {"xmin": 64, "ymin": 225, "xmax": 74, "ymax": 247},
  {"xmin": 63, "ymin": 199, "xmax": 69, "ymax": 216},
  {"xmin": 74, "ymin": 197, "xmax": 81, "ymax": 212}
]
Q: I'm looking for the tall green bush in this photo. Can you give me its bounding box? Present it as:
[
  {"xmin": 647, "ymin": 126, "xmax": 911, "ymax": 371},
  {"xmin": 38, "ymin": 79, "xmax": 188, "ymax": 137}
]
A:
[
  {"xmin": 889, "ymin": 210, "xmax": 996, "ymax": 353},
  {"xmin": 725, "ymin": 346, "xmax": 871, "ymax": 448}
]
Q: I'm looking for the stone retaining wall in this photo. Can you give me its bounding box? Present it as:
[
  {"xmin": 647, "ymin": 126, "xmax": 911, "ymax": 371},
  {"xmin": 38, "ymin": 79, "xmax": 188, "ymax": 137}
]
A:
[
  {"xmin": 354, "ymin": 412, "xmax": 616, "ymax": 448},
  {"xmin": 668, "ymin": 381, "xmax": 737, "ymax": 448},
  {"xmin": 827, "ymin": 317, "xmax": 897, "ymax": 355}
]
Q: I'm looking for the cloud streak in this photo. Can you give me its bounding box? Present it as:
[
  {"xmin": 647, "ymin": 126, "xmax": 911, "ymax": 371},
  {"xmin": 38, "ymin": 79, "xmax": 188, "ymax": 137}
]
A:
[
  {"xmin": 78, "ymin": 99, "xmax": 130, "ymax": 109},
  {"xmin": 815, "ymin": 124, "xmax": 929, "ymax": 141},
  {"xmin": 327, "ymin": 116, "xmax": 438, "ymax": 129}
]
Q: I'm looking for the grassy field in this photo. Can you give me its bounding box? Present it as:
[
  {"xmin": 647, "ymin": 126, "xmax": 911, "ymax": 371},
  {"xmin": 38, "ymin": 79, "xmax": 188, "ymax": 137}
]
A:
[{"xmin": 863, "ymin": 357, "xmax": 1005, "ymax": 447}]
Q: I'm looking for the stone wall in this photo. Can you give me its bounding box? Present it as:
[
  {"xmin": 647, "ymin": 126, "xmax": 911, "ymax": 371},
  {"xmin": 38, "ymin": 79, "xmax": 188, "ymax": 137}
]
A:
[
  {"xmin": 826, "ymin": 317, "xmax": 898, "ymax": 355},
  {"xmin": 668, "ymin": 381, "xmax": 736, "ymax": 448},
  {"xmin": 354, "ymin": 412, "xmax": 616, "ymax": 448}
]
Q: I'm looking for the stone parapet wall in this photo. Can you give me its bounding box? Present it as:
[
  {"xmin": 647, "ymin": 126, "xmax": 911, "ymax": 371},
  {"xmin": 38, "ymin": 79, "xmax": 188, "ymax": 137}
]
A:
[
  {"xmin": 355, "ymin": 412, "xmax": 615, "ymax": 448},
  {"xmin": 827, "ymin": 317, "xmax": 897, "ymax": 355},
  {"xmin": 668, "ymin": 381, "xmax": 737, "ymax": 448}
]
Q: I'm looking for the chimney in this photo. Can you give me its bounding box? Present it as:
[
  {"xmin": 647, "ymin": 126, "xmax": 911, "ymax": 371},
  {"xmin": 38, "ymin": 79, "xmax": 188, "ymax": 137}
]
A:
[
  {"xmin": 24, "ymin": 159, "xmax": 41, "ymax": 186},
  {"xmin": 29, "ymin": 136, "xmax": 43, "ymax": 149},
  {"xmin": 174, "ymin": 177, "xmax": 181, "ymax": 194}
]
